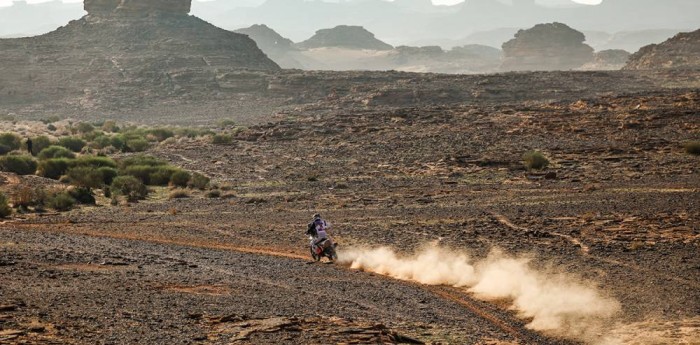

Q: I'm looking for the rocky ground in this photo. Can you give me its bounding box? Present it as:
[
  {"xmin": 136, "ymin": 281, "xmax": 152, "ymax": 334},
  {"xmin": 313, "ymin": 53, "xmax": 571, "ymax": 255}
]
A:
[{"xmin": 1, "ymin": 71, "xmax": 699, "ymax": 344}]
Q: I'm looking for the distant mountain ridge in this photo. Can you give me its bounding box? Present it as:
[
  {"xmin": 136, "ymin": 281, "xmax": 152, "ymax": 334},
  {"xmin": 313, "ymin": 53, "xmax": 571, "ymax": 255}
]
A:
[{"xmin": 0, "ymin": 0, "xmax": 696, "ymax": 51}]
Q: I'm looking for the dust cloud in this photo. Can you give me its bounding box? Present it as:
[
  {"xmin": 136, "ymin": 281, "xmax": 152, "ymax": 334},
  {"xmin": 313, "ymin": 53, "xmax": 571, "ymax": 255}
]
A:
[{"xmin": 338, "ymin": 245, "xmax": 621, "ymax": 343}]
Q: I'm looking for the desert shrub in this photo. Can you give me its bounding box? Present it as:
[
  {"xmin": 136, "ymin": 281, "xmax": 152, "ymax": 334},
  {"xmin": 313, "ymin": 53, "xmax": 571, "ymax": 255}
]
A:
[
  {"xmin": 218, "ymin": 119, "xmax": 237, "ymax": 128},
  {"xmin": 170, "ymin": 170, "xmax": 191, "ymax": 188},
  {"xmin": 121, "ymin": 165, "xmax": 155, "ymax": 185},
  {"xmin": 47, "ymin": 192, "xmax": 75, "ymax": 211},
  {"xmin": 0, "ymin": 192, "xmax": 11, "ymax": 218},
  {"xmin": 30, "ymin": 136, "xmax": 53, "ymax": 156},
  {"xmin": 41, "ymin": 116, "xmax": 61, "ymax": 124},
  {"xmin": 12, "ymin": 186, "xmax": 48, "ymax": 208},
  {"xmin": 38, "ymin": 145, "xmax": 75, "ymax": 160},
  {"xmin": 0, "ymin": 144, "xmax": 11, "ymax": 155},
  {"xmin": 168, "ymin": 189, "xmax": 190, "ymax": 199},
  {"xmin": 126, "ymin": 138, "xmax": 149, "ymax": 152},
  {"xmin": 47, "ymin": 124, "xmax": 57, "ymax": 132},
  {"xmin": 523, "ymin": 151, "xmax": 550, "ymax": 170},
  {"xmin": 66, "ymin": 167, "xmax": 105, "ymax": 189},
  {"xmin": 211, "ymin": 134, "xmax": 233, "ymax": 145},
  {"xmin": 206, "ymin": 189, "xmax": 221, "ymax": 198},
  {"xmin": 0, "ymin": 155, "xmax": 38, "ymax": 175},
  {"xmin": 38, "ymin": 158, "xmax": 73, "ymax": 179},
  {"xmin": 74, "ymin": 156, "xmax": 117, "ymax": 169},
  {"xmin": 111, "ymin": 176, "xmax": 148, "ymax": 202},
  {"xmin": 109, "ymin": 135, "xmax": 127, "ymax": 151},
  {"xmin": 684, "ymin": 141, "xmax": 700, "ymax": 155},
  {"xmin": 98, "ymin": 167, "xmax": 118, "ymax": 185},
  {"xmin": 118, "ymin": 155, "xmax": 166, "ymax": 169},
  {"xmin": 90, "ymin": 135, "xmax": 112, "ymax": 149},
  {"xmin": 148, "ymin": 166, "xmax": 180, "ymax": 186},
  {"xmin": 102, "ymin": 120, "xmax": 120, "ymax": 133},
  {"xmin": 146, "ymin": 128, "xmax": 174, "ymax": 142},
  {"xmin": 57, "ymin": 137, "xmax": 86, "ymax": 152},
  {"xmin": 174, "ymin": 127, "xmax": 211, "ymax": 138},
  {"xmin": 67, "ymin": 187, "xmax": 95, "ymax": 205},
  {"xmin": 0, "ymin": 133, "xmax": 21, "ymax": 151},
  {"xmin": 188, "ymin": 172, "xmax": 210, "ymax": 190},
  {"xmin": 75, "ymin": 122, "xmax": 94, "ymax": 134}
]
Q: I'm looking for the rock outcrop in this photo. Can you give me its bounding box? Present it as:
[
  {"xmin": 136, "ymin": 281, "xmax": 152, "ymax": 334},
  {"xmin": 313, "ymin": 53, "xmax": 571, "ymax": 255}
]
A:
[
  {"xmin": 580, "ymin": 49, "xmax": 630, "ymax": 71},
  {"xmin": 84, "ymin": 0, "xmax": 192, "ymax": 16},
  {"xmin": 297, "ymin": 25, "xmax": 393, "ymax": 51},
  {"xmin": 624, "ymin": 29, "xmax": 700, "ymax": 70},
  {"xmin": 501, "ymin": 22, "xmax": 594, "ymax": 71},
  {"xmin": 0, "ymin": 0, "xmax": 280, "ymax": 116}
]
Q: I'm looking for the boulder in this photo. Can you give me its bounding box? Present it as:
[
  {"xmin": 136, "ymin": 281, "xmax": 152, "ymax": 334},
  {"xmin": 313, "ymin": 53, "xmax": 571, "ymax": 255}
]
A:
[{"xmin": 501, "ymin": 22, "xmax": 594, "ymax": 71}]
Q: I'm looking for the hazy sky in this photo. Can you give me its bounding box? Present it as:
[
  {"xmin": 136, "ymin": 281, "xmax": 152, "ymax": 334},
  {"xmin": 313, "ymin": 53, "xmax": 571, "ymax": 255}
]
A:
[{"xmin": 0, "ymin": 0, "xmax": 604, "ymax": 7}]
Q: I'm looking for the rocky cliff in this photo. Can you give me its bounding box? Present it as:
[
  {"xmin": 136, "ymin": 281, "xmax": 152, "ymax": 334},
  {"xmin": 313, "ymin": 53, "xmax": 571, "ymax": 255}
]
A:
[
  {"xmin": 501, "ymin": 22, "xmax": 594, "ymax": 71},
  {"xmin": 624, "ymin": 29, "xmax": 700, "ymax": 70},
  {"xmin": 0, "ymin": 0, "xmax": 280, "ymax": 117}
]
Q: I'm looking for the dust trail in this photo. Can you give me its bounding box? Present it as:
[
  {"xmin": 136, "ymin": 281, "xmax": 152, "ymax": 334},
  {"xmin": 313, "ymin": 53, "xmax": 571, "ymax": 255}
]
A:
[{"xmin": 339, "ymin": 245, "xmax": 621, "ymax": 343}]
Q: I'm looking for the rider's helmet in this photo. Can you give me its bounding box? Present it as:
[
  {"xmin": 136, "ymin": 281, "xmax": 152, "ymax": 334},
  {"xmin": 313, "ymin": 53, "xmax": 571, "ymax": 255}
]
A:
[{"xmin": 313, "ymin": 213, "xmax": 321, "ymax": 220}]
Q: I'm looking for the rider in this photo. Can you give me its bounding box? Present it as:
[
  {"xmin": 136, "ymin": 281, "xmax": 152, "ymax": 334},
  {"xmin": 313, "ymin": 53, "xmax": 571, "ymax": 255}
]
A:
[{"xmin": 307, "ymin": 213, "xmax": 331, "ymax": 251}]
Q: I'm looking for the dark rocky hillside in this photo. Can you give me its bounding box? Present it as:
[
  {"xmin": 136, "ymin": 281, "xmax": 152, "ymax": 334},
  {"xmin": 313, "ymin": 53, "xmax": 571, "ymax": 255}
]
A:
[{"xmin": 624, "ymin": 29, "xmax": 700, "ymax": 70}]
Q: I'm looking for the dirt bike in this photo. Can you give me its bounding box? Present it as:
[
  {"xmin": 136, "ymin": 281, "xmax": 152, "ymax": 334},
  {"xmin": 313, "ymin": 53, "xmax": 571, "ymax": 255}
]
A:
[{"xmin": 309, "ymin": 236, "xmax": 338, "ymax": 262}]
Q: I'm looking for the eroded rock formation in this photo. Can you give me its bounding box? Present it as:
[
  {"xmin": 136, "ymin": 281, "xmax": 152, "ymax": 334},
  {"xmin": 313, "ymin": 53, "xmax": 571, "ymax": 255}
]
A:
[
  {"xmin": 0, "ymin": 0, "xmax": 279, "ymax": 117},
  {"xmin": 624, "ymin": 29, "xmax": 700, "ymax": 70},
  {"xmin": 297, "ymin": 25, "xmax": 393, "ymax": 51},
  {"xmin": 84, "ymin": 0, "xmax": 191, "ymax": 16},
  {"xmin": 501, "ymin": 22, "xmax": 594, "ymax": 71}
]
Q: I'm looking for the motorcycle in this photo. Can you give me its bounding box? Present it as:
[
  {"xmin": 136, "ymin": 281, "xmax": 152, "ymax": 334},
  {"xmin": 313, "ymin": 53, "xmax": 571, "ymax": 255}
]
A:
[{"xmin": 309, "ymin": 235, "xmax": 338, "ymax": 262}]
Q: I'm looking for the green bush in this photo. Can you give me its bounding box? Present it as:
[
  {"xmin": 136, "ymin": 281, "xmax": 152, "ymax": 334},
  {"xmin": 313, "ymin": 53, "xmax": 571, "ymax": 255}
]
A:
[
  {"xmin": 523, "ymin": 151, "xmax": 550, "ymax": 170},
  {"xmin": 47, "ymin": 124, "xmax": 57, "ymax": 132},
  {"xmin": 111, "ymin": 176, "xmax": 148, "ymax": 202},
  {"xmin": 47, "ymin": 192, "xmax": 75, "ymax": 211},
  {"xmin": 38, "ymin": 158, "xmax": 72, "ymax": 179},
  {"xmin": 168, "ymin": 189, "xmax": 190, "ymax": 199},
  {"xmin": 126, "ymin": 138, "xmax": 149, "ymax": 152},
  {"xmin": 174, "ymin": 127, "xmax": 211, "ymax": 138},
  {"xmin": 121, "ymin": 165, "xmax": 156, "ymax": 185},
  {"xmin": 188, "ymin": 172, "xmax": 210, "ymax": 190},
  {"xmin": 38, "ymin": 145, "xmax": 75, "ymax": 160},
  {"xmin": 98, "ymin": 167, "xmax": 119, "ymax": 185},
  {"xmin": 110, "ymin": 135, "xmax": 127, "ymax": 151},
  {"xmin": 146, "ymin": 128, "xmax": 174, "ymax": 142},
  {"xmin": 102, "ymin": 120, "xmax": 120, "ymax": 133},
  {"xmin": 0, "ymin": 192, "xmax": 11, "ymax": 218},
  {"xmin": 218, "ymin": 119, "xmax": 237, "ymax": 128},
  {"xmin": 211, "ymin": 134, "xmax": 233, "ymax": 145},
  {"xmin": 118, "ymin": 155, "xmax": 166, "ymax": 169},
  {"xmin": 170, "ymin": 170, "xmax": 191, "ymax": 188},
  {"xmin": 90, "ymin": 135, "xmax": 112, "ymax": 149},
  {"xmin": 75, "ymin": 122, "xmax": 95, "ymax": 134},
  {"xmin": 74, "ymin": 156, "xmax": 117, "ymax": 169},
  {"xmin": 148, "ymin": 166, "xmax": 179, "ymax": 186},
  {"xmin": 0, "ymin": 155, "xmax": 38, "ymax": 175},
  {"xmin": 0, "ymin": 144, "xmax": 11, "ymax": 155},
  {"xmin": 66, "ymin": 167, "xmax": 105, "ymax": 189},
  {"xmin": 67, "ymin": 187, "xmax": 95, "ymax": 205},
  {"xmin": 41, "ymin": 116, "xmax": 61, "ymax": 124},
  {"xmin": 30, "ymin": 136, "xmax": 53, "ymax": 156},
  {"xmin": 0, "ymin": 133, "xmax": 21, "ymax": 151},
  {"xmin": 684, "ymin": 141, "xmax": 700, "ymax": 155},
  {"xmin": 58, "ymin": 137, "xmax": 87, "ymax": 152},
  {"xmin": 206, "ymin": 189, "xmax": 221, "ymax": 198}
]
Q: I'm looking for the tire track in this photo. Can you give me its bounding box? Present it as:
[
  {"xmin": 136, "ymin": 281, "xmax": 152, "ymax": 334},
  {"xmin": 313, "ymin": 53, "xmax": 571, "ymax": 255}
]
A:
[{"xmin": 10, "ymin": 222, "xmax": 551, "ymax": 343}]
